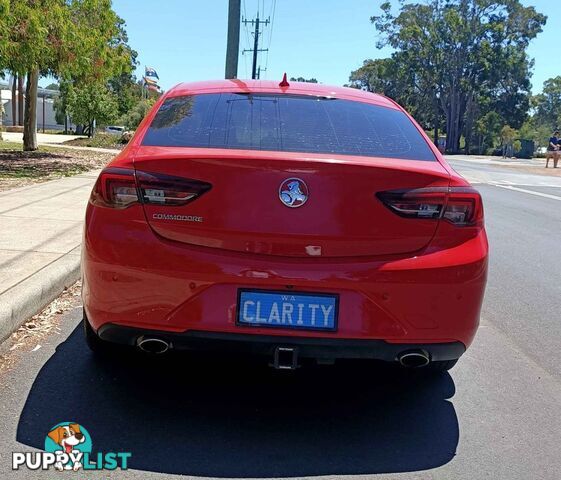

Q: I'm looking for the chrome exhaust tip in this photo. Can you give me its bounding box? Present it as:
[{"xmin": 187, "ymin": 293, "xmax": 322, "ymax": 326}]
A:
[
  {"xmin": 137, "ymin": 337, "xmax": 170, "ymax": 354},
  {"xmin": 398, "ymin": 350, "xmax": 430, "ymax": 368}
]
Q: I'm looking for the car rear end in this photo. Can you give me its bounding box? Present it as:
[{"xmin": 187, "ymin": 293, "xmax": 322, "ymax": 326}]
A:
[{"xmin": 82, "ymin": 80, "xmax": 487, "ymax": 370}]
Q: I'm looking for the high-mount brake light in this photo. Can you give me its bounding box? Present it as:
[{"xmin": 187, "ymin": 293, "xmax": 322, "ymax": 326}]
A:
[{"xmin": 377, "ymin": 186, "xmax": 484, "ymax": 227}]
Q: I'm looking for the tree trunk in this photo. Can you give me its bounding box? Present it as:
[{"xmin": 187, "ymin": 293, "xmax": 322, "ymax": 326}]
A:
[
  {"xmin": 432, "ymin": 92, "xmax": 439, "ymax": 146},
  {"xmin": 445, "ymin": 85, "xmax": 464, "ymax": 153},
  {"xmin": 11, "ymin": 74, "xmax": 17, "ymax": 126},
  {"xmin": 17, "ymin": 75, "xmax": 24, "ymax": 126},
  {"xmin": 23, "ymin": 69, "xmax": 39, "ymax": 152}
]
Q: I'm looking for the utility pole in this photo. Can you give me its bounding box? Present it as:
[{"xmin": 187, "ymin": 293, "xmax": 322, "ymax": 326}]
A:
[
  {"xmin": 242, "ymin": 14, "xmax": 269, "ymax": 79},
  {"xmin": 225, "ymin": 0, "xmax": 241, "ymax": 79}
]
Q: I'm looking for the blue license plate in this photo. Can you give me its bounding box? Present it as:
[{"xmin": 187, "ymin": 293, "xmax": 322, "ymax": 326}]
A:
[{"xmin": 237, "ymin": 290, "xmax": 338, "ymax": 331}]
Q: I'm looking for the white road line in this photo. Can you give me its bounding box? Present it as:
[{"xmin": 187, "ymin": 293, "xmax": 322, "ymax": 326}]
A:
[{"xmin": 494, "ymin": 184, "xmax": 561, "ymax": 201}]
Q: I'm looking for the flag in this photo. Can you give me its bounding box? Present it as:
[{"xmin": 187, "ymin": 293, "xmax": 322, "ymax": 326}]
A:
[
  {"xmin": 147, "ymin": 84, "xmax": 160, "ymax": 92},
  {"xmin": 145, "ymin": 67, "xmax": 159, "ymax": 79},
  {"xmin": 143, "ymin": 76, "xmax": 158, "ymax": 86}
]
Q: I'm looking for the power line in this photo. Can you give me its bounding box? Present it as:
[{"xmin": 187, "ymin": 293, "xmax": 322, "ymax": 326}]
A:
[
  {"xmin": 263, "ymin": 0, "xmax": 276, "ymax": 79},
  {"xmin": 242, "ymin": 0, "xmax": 251, "ymax": 78},
  {"xmin": 242, "ymin": 12, "xmax": 270, "ymax": 79}
]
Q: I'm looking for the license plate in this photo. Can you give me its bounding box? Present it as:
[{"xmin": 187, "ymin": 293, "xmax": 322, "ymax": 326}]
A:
[{"xmin": 237, "ymin": 289, "xmax": 338, "ymax": 331}]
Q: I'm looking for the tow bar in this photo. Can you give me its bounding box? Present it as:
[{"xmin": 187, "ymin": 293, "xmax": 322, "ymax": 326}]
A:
[{"xmin": 272, "ymin": 346, "xmax": 299, "ymax": 370}]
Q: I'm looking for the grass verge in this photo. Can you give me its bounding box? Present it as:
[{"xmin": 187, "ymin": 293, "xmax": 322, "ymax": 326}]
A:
[
  {"xmin": 0, "ymin": 142, "xmax": 114, "ymax": 191},
  {"xmin": 63, "ymin": 132, "xmax": 126, "ymax": 150}
]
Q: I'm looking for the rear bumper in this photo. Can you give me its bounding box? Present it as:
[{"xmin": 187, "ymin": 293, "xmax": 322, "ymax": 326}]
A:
[
  {"xmin": 82, "ymin": 203, "xmax": 488, "ymax": 349},
  {"xmin": 97, "ymin": 322, "xmax": 466, "ymax": 362}
]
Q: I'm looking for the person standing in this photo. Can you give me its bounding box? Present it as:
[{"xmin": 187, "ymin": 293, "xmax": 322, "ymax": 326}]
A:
[{"xmin": 546, "ymin": 130, "xmax": 559, "ymax": 168}]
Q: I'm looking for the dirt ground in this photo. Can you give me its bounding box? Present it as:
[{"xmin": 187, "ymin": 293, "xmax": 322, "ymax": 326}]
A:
[
  {"xmin": 0, "ymin": 145, "xmax": 114, "ymax": 192},
  {"xmin": 0, "ymin": 281, "xmax": 81, "ymax": 386}
]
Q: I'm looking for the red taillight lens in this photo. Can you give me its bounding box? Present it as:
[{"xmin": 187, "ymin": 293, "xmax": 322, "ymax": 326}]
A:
[
  {"xmin": 90, "ymin": 167, "xmax": 139, "ymax": 209},
  {"xmin": 377, "ymin": 186, "xmax": 483, "ymax": 227},
  {"xmin": 136, "ymin": 170, "xmax": 212, "ymax": 206},
  {"xmin": 89, "ymin": 168, "xmax": 212, "ymax": 209},
  {"xmin": 442, "ymin": 187, "xmax": 484, "ymax": 227}
]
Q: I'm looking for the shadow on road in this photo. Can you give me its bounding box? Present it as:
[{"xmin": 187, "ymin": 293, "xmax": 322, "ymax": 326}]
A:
[{"xmin": 17, "ymin": 325, "xmax": 459, "ymax": 477}]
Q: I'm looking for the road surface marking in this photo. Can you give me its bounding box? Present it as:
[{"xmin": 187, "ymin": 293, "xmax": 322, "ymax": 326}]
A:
[{"xmin": 494, "ymin": 184, "xmax": 561, "ymax": 201}]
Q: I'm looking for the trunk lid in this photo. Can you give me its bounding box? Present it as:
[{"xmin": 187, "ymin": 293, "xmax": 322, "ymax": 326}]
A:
[{"xmin": 134, "ymin": 147, "xmax": 450, "ymax": 257}]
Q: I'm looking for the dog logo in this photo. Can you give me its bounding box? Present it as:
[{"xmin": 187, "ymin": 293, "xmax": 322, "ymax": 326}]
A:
[
  {"xmin": 279, "ymin": 178, "xmax": 309, "ymax": 208},
  {"xmin": 45, "ymin": 422, "xmax": 91, "ymax": 471},
  {"xmin": 13, "ymin": 421, "xmax": 131, "ymax": 471}
]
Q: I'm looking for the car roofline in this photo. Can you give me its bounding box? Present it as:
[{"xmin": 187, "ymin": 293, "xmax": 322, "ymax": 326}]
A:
[{"xmin": 164, "ymin": 79, "xmax": 400, "ymax": 109}]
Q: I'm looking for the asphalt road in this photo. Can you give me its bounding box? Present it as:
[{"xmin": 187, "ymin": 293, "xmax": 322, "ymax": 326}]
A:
[{"xmin": 0, "ymin": 157, "xmax": 560, "ymax": 479}]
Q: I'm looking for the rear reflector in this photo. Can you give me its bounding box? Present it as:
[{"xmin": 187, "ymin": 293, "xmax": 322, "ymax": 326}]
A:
[
  {"xmin": 90, "ymin": 167, "xmax": 211, "ymax": 209},
  {"xmin": 377, "ymin": 186, "xmax": 483, "ymax": 227}
]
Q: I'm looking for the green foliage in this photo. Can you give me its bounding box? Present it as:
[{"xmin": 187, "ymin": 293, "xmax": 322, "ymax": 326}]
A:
[
  {"xmin": 501, "ymin": 126, "xmax": 518, "ymax": 144},
  {"xmin": 289, "ymin": 77, "xmax": 318, "ymax": 83},
  {"xmin": 150, "ymin": 96, "xmax": 194, "ymax": 130},
  {"xmin": 118, "ymin": 98, "xmax": 156, "ymax": 129},
  {"xmin": 349, "ymin": 56, "xmax": 435, "ymax": 129},
  {"xmin": 0, "ymin": 0, "xmax": 135, "ymax": 149},
  {"xmin": 475, "ymin": 111, "xmax": 502, "ymax": 150},
  {"xmin": 66, "ymin": 83, "xmax": 118, "ymax": 130},
  {"xmin": 519, "ymin": 118, "xmax": 551, "ymax": 149},
  {"xmin": 365, "ymin": 0, "xmax": 546, "ymax": 153},
  {"xmin": 533, "ymin": 76, "xmax": 561, "ymax": 129},
  {"xmin": 1, "ymin": 0, "xmax": 73, "ymax": 77}
]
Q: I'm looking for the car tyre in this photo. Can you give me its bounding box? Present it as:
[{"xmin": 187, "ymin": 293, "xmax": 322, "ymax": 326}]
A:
[{"xmin": 83, "ymin": 314, "xmax": 113, "ymax": 355}]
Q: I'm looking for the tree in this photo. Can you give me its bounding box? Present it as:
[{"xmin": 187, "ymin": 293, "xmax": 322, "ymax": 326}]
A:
[
  {"xmin": 1, "ymin": 0, "xmax": 73, "ymax": 150},
  {"xmin": 349, "ymin": 55, "xmax": 438, "ymax": 141},
  {"xmin": 533, "ymin": 76, "xmax": 561, "ymax": 130},
  {"xmin": 118, "ymin": 98, "xmax": 156, "ymax": 130},
  {"xmin": 371, "ymin": 0, "xmax": 546, "ymax": 153},
  {"xmin": 66, "ymin": 83, "xmax": 118, "ymax": 136},
  {"xmin": 474, "ymin": 111, "xmax": 502, "ymax": 153},
  {"xmin": 519, "ymin": 117, "xmax": 551, "ymax": 150},
  {"xmin": 0, "ymin": 0, "xmax": 134, "ymax": 150},
  {"xmin": 289, "ymin": 77, "xmax": 318, "ymax": 83}
]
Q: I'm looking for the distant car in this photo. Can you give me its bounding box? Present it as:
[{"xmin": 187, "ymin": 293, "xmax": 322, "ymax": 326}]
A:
[
  {"xmin": 82, "ymin": 79, "xmax": 488, "ymax": 372},
  {"xmin": 104, "ymin": 125, "xmax": 125, "ymax": 135},
  {"xmin": 536, "ymin": 146, "xmax": 547, "ymax": 155}
]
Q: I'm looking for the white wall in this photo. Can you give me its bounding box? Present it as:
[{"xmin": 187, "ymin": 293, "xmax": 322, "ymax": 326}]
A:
[{"xmin": 1, "ymin": 89, "xmax": 65, "ymax": 131}]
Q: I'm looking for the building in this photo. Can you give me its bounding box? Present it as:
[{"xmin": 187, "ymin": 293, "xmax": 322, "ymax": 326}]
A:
[{"xmin": 1, "ymin": 78, "xmax": 67, "ymax": 131}]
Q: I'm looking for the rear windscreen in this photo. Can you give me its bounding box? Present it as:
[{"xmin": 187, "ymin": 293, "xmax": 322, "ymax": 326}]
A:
[{"xmin": 142, "ymin": 93, "xmax": 436, "ymax": 161}]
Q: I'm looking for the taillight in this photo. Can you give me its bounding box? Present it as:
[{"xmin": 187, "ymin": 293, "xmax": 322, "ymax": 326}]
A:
[
  {"xmin": 136, "ymin": 170, "xmax": 211, "ymax": 206},
  {"xmin": 377, "ymin": 186, "xmax": 483, "ymax": 227},
  {"xmin": 90, "ymin": 168, "xmax": 212, "ymax": 209},
  {"xmin": 89, "ymin": 167, "xmax": 139, "ymax": 209}
]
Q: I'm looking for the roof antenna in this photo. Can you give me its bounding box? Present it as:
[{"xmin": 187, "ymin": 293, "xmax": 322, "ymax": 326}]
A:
[{"xmin": 279, "ymin": 73, "xmax": 290, "ymax": 88}]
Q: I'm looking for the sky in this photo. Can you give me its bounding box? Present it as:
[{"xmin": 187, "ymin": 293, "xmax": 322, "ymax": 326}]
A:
[{"xmin": 96, "ymin": 1, "xmax": 558, "ymax": 93}]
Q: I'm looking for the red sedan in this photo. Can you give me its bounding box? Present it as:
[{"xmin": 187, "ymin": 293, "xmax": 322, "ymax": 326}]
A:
[{"xmin": 82, "ymin": 79, "xmax": 488, "ymax": 371}]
